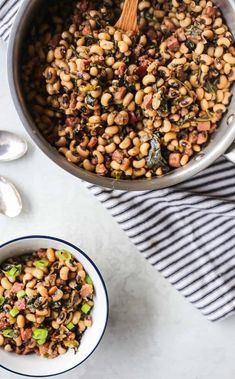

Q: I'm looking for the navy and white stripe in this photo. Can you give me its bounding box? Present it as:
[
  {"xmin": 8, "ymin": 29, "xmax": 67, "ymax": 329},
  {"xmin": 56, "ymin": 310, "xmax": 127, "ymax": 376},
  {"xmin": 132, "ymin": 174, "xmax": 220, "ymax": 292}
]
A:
[{"xmin": 2, "ymin": 0, "xmax": 235, "ymax": 321}]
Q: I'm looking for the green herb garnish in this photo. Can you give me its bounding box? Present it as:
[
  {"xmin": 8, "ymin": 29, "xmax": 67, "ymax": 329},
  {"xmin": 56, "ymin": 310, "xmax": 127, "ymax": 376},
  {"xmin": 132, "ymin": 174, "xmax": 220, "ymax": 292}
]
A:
[
  {"xmin": 17, "ymin": 290, "xmax": 26, "ymax": 299},
  {"xmin": 3, "ymin": 329, "xmax": 14, "ymax": 338},
  {"xmin": 9, "ymin": 307, "xmax": 19, "ymax": 317},
  {"xmin": 86, "ymin": 275, "xmax": 93, "ymax": 285},
  {"xmin": 81, "ymin": 303, "xmax": 91, "ymax": 314},
  {"xmin": 3, "ymin": 264, "xmax": 21, "ymax": 278},
  {"xmin": 56, "ymin": 250, "xmax": 72, "ymax": 261},
  {"xmin": 146, "ymin": 133, "xmax": 167, "ymax": 169},
  {"xmin": 66, "ymin": 322, "xmax": 75, "ymax": 330},
  {"xmin": 0, "ymin": 296, "xmax": 5, "ymax": 306},
  {"xmin": 33, "ymin": 328, "xmax": 48, "ymax": 345},
  {"xmin": 34, "ymin": 259, "xmax": 49, "ymax": 269}
]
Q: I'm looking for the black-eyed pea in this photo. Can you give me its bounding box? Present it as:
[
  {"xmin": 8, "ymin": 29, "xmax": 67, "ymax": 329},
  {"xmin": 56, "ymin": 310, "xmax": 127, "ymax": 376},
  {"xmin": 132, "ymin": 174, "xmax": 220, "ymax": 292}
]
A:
[
  {"xmin": 133, "ymin": 158, "xmax": 146, "ymax": 169},
  {"xmin": 213, "ymin": 17, "xmax": 222, "ymax": 28},
  {"xmin": 207, "ymin": 46, "xmax": 215, "ymax": 57},
  {"xmin": 60, "ymin": 266, "xmax": 69, "ymax": 281},
  {"xmin": 61, "ymin": 80, "xmax": 73, "ymax": 90},
  {"xmin": 224, "ymin": 63, "xmax": 231, "ymax": 75},
  {"xmin": 118, "ymin": 41, "xmax": 129, "ymax": 53},
  {"xmin": 83, "ymin": 159, "xmax": 95, "ymax": 172},
  {"xmin": 77, "ymin": 270, "xmax": 86, "ymax": 280},
  {"xmin": 216, "ymin": 90, "xmax": 224, "ymax": 103},
  {"xmin": 90, "ymin": 67, "xmax": 98, "ymax": 76},
  {"xmin": 26, "ymin": 313, "xmax": 36, "ymax": 322},
  {"xmin": 128, "ymin": 146, "xmax": 140, "ymax": 156},
  {"xmin": 228, "ymin": 68, "xmax": 235, "ymax": 81},
  {"xmin": 72, "ymin": 311, "xmax": 81, "ymax": 325},
  {"xmin": 120, "ymin": 158, "xmax": 130, "ymax": 171},
  {"xmin": 0, "ymin": 335, "xmax": 4, "ymax": 346},
  {"xmin": 123, "ymin": 93, "xmax": 134, "ymax": 107},
  {"xmin": 32, "ymin": 268, "xmax": 44, "ymax": 280},
  {"xmin": 142, "ymin": 74, "xmax": 156, "ymax": 86},
  {"xmin": 46, "ymin": 248, "xmax": 55, "ymax": 262},
  {"xmin": 224, "ymin": 53, "xmax": 235, "ymax": 65},
  {"xmin": 84, "ymin": 318, "xmax": 92, "ymax": 327},
  {"xmin": 213, "ymin": 103, "xmax": 226, "ymax": 113},
  {"xmin": 4, "ymin": 344, "xmax": 13, "ymax": 352},
  {"xmin": 26, "ymin": 279, "xmax": 37, "ymax": 289},
  {"xmin": 214, "ymin": 46, "xmax": 223, "ymax": 58},
  {"xmin": 105, "ymin": 142, "xmax": 116, "ymax": 154},
  {"xmin": 101, "ymin": 93, "xmax": 112, "ymax": 107},
  {"xmin": 97, "ymin": 145, "xmax": 105, "ymax": 153},
  {"xmin": 164, "ymin": 132, "xmax": 177, "ymax": 143},
  {"xmin": 88, "ymin": 115, "xmax": 101, "ymax": 124},
  {"xmin": 195, "ymin": 42, "xmax": 204, "ymax": 55},
  {"xmin": 122, "ymin": 34, "xmax": 132, "ymax": 46},
  {"xmin": 1, "ymin": 277, "xmax": 12, "ymax": 290},
  {"xmin": 127, "ymin": 101, "xmax": 135, "ymax": 111},
  {"xmin": 14, "ymin": 336, "xmax": 22, "ymax": 347},
  {"xmin": 17, "ymin": 314, "xmax": 25, "ymax": 328},
  {"xmin": 36, "ymin": 309, "xmax": 49, "ymax": 316},
  {"xmin": 78, "ymin": 320, "xmax": 86, "ymax": 332},
  {"xmin": 217, "ymin": 75, "xmax": 228, "ymax": 89},
  {"xmin": 111, "ymin": 160, "xmax": 121, "ymax": 170},
  {"xmin": 52, "ymin": 289, "xmax": 63, "ymax": 301},
  {"xmin": 100, "ymin": 40, "xmax": 114, "ymax": 50},
  {"xmin": 201, "ymin": 64, "xmax": 209, "ymax": 74},
  {"xmin": 133, "ymin": 137, "xmax": 141, "ymax": 147},
  {"xmin": 98, "ymin": 32, "xmax": 111, "ymax": 40},
  {"xmin": 77, "ymin": 145, "xmax": 90, "ymax": 158},
  {"xmin": 125, "ymin": 167, "xmax": 133, "ymax": 176},
  {"xmin": 135, "ymin": 90, "xmax": 144, "ymax": 105},
  {"xmin": 156, "ymin": 167, "xmax": 163, "ymax": 176},
  {"xmin": 60, "ymin": 71, "xmax": 70, "ymax": 82},
  {"xmin": 204, "ymin": 92, "xmax": 212, "ymax": 101},
  {"xmin": 196, "ymin": 88, "xmax": 204, "ymax": 101},
  {"xmin": 58, "ymin": 345, "xmax": 67, "ymax": 355},
  {"xmin": 215, "ymin": 27, "xmax": 225, "ymax": 35},
  {"xmin": 26, "ymin": 287, "xmax": 37, "ymax": 298},
  {"xmin": 180, "ymin": 154, "xmax": 189, "ymax": 166},
  {"xmin": 106, "ymin": 56, "xmax": 115, "ymax": 66},
  {"xmin": 180, "ymin": 17, "xmax": 191, "ymax": 28},
  {"xmin": 222, "ymin": 92, "xmax": 232, "ymax": 105},
  {"xmin": 140, "ymin": 142, "xmax": 150, "ymax": 156},
  {"xmin": 105, "ymin": 126, "xmax": 119, "ymax": 136},
  {"xmin": 200, "ymin": 54, "xmax": 213, "ymax": 65},
  {"xmin": 0, "ymin": 286, "xmax": 4, "ymax": 296},
  {"xmin": 36, "ymin": 316, "xmax": 45, "ymax": 324},
  {"xmin": 52, "ymin": 320, "xmax": 60, "ymax": 329},
  {"xmin": 133, "ymin": 168, "xmax": 146, "ymax": 177},
  {"xmin": 65, "ymin": 150, "xmax": 80, "ymax": 163},
  {"xmin": 37, "ymin": 285, "xmax": 48, "ymax": 297},
  {"xmin": 200, "ymin": 99, "xmax": 209, "ymax": 111},
  {"xmin": 162, "ymin": 119, "xmax": 171, "ymax": 133},
  {"xmin": 218, "ymin": 37, "xmax": 230, "ymax": 48}
]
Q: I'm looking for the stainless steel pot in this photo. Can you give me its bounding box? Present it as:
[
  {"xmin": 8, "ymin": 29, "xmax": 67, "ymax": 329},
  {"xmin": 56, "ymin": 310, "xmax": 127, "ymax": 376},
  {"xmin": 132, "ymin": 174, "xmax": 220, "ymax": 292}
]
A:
[{"xmin": 7, "ymin": 0, "xmax": 235, "ymax": 191}]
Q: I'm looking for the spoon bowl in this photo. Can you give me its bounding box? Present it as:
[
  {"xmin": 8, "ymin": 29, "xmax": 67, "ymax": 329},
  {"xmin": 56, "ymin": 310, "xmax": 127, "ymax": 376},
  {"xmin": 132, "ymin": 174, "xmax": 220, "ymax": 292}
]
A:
[
  {"xmin": 0, "ymin": 176, "xmax": 22, "ymax": 217},
  {"xmin": 0, "ymin": 131, "xmax": 27, "ymax": 162}
]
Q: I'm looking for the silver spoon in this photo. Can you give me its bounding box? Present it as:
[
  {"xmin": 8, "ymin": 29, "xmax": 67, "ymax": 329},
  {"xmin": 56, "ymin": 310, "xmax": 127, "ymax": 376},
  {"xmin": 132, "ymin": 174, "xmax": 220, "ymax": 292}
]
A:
[
  {"xmin": 0, "ymin": 176, "xmax": 22, "ymax": 217},
  {"xmin": 0, "ymin": 131, "xmax": 27, "ymax": 162}
]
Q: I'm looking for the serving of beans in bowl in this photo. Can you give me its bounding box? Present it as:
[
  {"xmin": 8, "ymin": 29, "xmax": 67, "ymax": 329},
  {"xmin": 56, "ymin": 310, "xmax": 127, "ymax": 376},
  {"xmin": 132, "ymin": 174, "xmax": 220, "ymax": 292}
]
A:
[
  {"xmin": 22, "ymin": 0, "xmax": 235, "ymax": 179},
  {"xmin": 0, "ymin": 248, "xmax": 94, "ymax": 358}
]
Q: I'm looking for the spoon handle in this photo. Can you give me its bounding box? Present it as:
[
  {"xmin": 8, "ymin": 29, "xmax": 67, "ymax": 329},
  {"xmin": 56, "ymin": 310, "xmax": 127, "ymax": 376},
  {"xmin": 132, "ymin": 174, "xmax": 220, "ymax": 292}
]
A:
[{"xmin": 115, "ymin": 0, "xmax": 139, "ymax": 32}]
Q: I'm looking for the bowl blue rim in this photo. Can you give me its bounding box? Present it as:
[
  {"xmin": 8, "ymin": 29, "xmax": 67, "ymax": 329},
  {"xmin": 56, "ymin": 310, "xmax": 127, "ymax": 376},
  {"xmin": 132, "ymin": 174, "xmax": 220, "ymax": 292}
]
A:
[{"xmin": 0, "ymin": 235, "xmax": 109, "ymax": 378}]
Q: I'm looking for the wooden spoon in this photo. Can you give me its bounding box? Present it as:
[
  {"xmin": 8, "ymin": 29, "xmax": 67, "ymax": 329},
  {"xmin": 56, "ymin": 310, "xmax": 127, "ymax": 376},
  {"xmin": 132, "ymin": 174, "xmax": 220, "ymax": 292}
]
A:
[{"xmin": 115, "ymin": 0, "xmax": 139, "ymax": 32}]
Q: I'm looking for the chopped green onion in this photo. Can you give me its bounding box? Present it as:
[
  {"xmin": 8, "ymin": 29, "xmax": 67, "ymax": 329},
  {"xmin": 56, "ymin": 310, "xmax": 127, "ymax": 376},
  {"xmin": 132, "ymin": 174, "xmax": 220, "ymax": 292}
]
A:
[
  {"xmin": 17, "ymin": 290, "xmax": 26, "ymax": 299},
  {"xmin": 3, "ymin": 328, "xmax": 14, "ymax": 338},
  {"xmin": 34, "ymin": 259, "xmax": 49, "ymax": 269},
  {"xmin": 33, "ymin": 328, "xmax": 48, "ymax": 345},
  {"xmin": 86, "ymin": 275, "xmax": 93, "ymax": 285},
  {"xmin": 56, "ymin": 250, "xmax": 72, "ymax": 261},
  {"xmin": 0, "ymin": 296, "xmax": 5, "ymax": 306},
  {"xmin": 3, "ymin": 264, "xmax": 21, "ymax": 278},
  {"xmin": 9, "ymin": 307, "xmax": 19, "ymax": 317},
  {"xmin": 66, "ymin": 322, "xmax": 75, "ymax": 331},
  {"xmin": 81, "ymin": 303, "xmax": 91, "ymax": 314}
]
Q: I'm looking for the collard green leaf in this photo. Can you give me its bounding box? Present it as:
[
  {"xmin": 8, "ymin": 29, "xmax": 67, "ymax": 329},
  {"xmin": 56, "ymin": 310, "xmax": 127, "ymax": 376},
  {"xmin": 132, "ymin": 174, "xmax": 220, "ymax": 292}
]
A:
[{"xmin": 147, "ymin": 133, "xmax": 167, "ymax": 169}]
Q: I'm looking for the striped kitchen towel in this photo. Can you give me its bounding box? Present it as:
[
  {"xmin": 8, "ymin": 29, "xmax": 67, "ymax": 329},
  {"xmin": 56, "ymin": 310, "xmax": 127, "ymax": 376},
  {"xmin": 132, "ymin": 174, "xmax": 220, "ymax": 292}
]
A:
[{"xmin": 2, "ymin": 0, "xmax": 235, "ymax": 322}]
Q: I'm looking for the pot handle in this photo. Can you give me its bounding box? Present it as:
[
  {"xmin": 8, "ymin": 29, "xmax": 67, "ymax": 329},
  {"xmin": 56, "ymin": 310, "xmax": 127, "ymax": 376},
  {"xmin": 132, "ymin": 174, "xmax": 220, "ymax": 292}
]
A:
[{"xmin": 224, "ymin": 141, "xmax": 235, "ymax": 164}]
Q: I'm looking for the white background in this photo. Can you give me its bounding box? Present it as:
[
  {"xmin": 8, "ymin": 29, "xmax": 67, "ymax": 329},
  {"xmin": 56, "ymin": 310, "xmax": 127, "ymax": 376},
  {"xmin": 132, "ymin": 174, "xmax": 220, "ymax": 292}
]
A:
[{"xmin": 1, "ymin": 38, "xmax": 235, "ymax": 379}]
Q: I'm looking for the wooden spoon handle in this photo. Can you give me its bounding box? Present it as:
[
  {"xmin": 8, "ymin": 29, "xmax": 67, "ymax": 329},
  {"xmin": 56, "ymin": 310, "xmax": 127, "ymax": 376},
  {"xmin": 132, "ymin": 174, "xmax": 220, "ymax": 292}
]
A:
[{"xmin": 115, "ymin": 0, "xmax": 138, "ymax": 32}]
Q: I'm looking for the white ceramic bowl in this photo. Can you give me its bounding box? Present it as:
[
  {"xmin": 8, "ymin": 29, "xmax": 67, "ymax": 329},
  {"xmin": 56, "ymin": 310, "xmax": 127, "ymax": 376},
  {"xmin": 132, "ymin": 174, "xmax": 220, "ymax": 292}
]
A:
[{"xmin": 0, "ymin": 235, "xmax": 109, "ymax": 377}]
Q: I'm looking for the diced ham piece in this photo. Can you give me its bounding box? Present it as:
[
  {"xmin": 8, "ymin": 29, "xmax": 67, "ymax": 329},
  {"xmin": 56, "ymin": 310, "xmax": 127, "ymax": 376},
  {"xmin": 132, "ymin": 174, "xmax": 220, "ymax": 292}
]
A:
[
  {"xmin": 146, "ymin": 27, "xmax": 162, "ymax": 41},
  {"xmin": 143, "ymin": 94, "xmax": 153, "ymax": 109},
  {"xmin": 114, "ymin": 111, "xmax": 129, "ymax": 125},
  {"xmin": 169, "ymin": 153, "xmax": 181, "ymax": 168},
  {"xmin": 80, "ymin": 284, "xmax": 93, "ymax": 298},
  {"xmin": 117, "ymin": 63, "xmax": 126, "ymax": 77},
  {"xmin": 65, "ymin": 117, "xmax": 80, "ymax": 127},
  {"xmin": 15, "ymin": 299, "xmax": 26, "ymax": 310},
  {"xmin": 38, "ymin": 343, "xmax": 49, "ymax": 356},
  {"xmin": 135, "ymin": 66, "xmax": 147, "ymax": 78},
  {"xmin": 197, "ymin": 132, "xmax": 208, "ymax": 145},
  {"xmin": 37, "ymin": 249, "xmax": 47, "ymax": 258},
  {"xmin": 166, "ymin": 36, "xmax": 179, "ymax": 51},
  {"xmin": 129, "ymin": 112, "xmax": 138, "ymax": 125},
  {"xmin": 164, "ymin": 18, "xmax": 177, "ymax": 31},
  {"xmin": 197, "ymin": 121, "xmax": 211, "ymax": 131},
  {"xmin": 96, "ymin": 164, "xmax": 107, "ymax": 175},
  {"xmin": 204, "ymin": 6, "xmax": 217, "ymax": 18},
  {"xmin": 21, "ymin": 328, "xmax": 32, "ymax": 342},
  {"xmin": 112, "ymin": 149, "xmax": 124, "ymax": 163},
  {"xmin": 0, "ymin": 313, "xmax": 9, "ymax": 330},
  {"xmin": 87, "ymin": 137, "xmax": 98, "ymax": 149},
  {"xmin": 11, "ymin": 282, "xmax": 24, "ymax": 294},
  {"xmin": 82, "ymin": 24, "xmax": 92, "ymax": 36},
  {"xmin": 114, "ymin": 87, "xmax": 127, "ymax": 101}
]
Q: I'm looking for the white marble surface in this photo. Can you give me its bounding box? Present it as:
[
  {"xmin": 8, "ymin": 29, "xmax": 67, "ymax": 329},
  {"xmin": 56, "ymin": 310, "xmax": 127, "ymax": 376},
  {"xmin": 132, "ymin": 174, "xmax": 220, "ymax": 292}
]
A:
[{"xmin": 1, "ymin": 38, "xmax": 235, "ymax": 379}]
